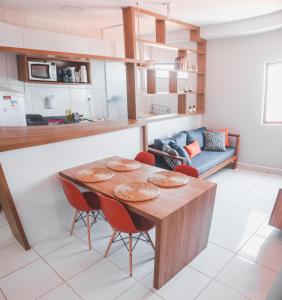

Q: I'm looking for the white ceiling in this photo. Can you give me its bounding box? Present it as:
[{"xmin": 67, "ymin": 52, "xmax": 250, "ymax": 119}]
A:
[{"xmin": 0, "ymin": 0, "xmax": 281, "ymax": 28}]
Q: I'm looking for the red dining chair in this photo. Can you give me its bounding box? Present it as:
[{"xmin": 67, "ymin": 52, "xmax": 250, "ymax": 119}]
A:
[
  {"xmin": 58, "ymin": 176, "xmax": 102, "ymax": 250},
  {"xmin": 98, "ymin": 193, "xmax": 155, "ymax": 276},
  {"xmin": 174, "ymin": 164, "xmax": 199, "ymax": 178},
  {"xmin": 135, "ymin": 151, "xmax": 155, "ymax": 166}
]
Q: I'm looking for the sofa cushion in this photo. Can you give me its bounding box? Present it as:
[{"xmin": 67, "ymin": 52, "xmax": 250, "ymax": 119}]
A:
[
  {"xmin": 183, "ymin": 127, "xmax": 206, "ymax": 149},
  {"xmin": 208, "ymin": 128, "xmax": 230, "ymax": 146},
  {"xmin": 169, "ymin": 142, "xmax": 192, "ymax": 165},
  {"xmin": 184, "ymin": 141, "xmax": 201, "ymax": 158},
  {"xmin": 191, "ymin": 147, "xmax": 236, "ymax": 174},
  {"xmin": 154, "ymin": 137, "xmax": 175, "ymax": 150},
  {"xmin": 162, "ymin": 144, "xmax": 181, "ymax": 169},
  {"xmin": 172, "ymin": 132, "xmax": 187, "ymax": 147},
  {"xmin": 204, "ymin": 131, "xmax": 226, "ymax": 152}
]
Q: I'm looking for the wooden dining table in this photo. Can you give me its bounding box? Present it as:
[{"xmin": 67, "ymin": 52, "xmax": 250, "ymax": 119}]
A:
[{"xmin": 59, "ymin": 156, "xmax": 217, "ymax": 289}]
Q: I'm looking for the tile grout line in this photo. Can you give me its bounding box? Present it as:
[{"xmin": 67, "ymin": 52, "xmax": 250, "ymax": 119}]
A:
[
  {"xmin": 0, "ymin": 257, "xmax": 42, "ymax": 281},
  {"xmin": 32, "ymin": 246, "xmax": 84, "ymax": 300},
  {"xmin": 0, "ymin": 288, "xmax": 7, "ymax": 300},
  {"xmin": 33, "ymin": 232, "xmax": 140, "ymax": 299}
]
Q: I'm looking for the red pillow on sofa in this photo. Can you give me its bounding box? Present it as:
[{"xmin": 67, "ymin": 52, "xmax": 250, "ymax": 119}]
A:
[
  {"xmin": 184, "ymin": 141, "xmax": 201, "ymax": 158},
  {"xmin": 208, "ymin": 128, "xmax": 229, "ymax": 146}
]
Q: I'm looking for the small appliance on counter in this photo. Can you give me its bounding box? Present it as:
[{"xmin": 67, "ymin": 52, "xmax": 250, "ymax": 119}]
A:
[
  {"xmin": 0, "ymin": 86, "xmax": 27, "ymax": 126},
  {"xmin": 26, "ymin": 114, "xmax": 48, "ymax": 126}
]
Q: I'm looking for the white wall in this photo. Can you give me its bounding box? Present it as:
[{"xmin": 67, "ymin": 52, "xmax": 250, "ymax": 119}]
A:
[
  {"xmin": 203, "ymin": 28, "xmax": 282, "ymax": 169},
  {"xmin": 148, "ymin": 115, "xmax": 202, "ymax": 144},
  {"xmin": 0, "ymin": 127, "xmax": 142, "ymax": 245}
]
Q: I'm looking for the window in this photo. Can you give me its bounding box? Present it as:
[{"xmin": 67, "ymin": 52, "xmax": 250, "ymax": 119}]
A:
[{"xmin": 263, "ymin": 61, "xmax": 282, "ymax": 124}]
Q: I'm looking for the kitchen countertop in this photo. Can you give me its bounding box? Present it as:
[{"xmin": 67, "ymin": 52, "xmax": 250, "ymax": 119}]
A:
[{"xmin": 0, "ymin": 119, "xmax": 145, "ymax": 152}]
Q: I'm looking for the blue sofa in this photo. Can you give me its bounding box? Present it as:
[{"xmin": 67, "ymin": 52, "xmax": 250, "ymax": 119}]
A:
[{"xmin": 149, "ymin": 127, "xmax": 240, "ymax": 179}]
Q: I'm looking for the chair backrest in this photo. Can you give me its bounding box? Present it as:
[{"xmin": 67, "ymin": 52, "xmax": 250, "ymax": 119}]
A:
[
  {"xmin": 58, "ymin": 176, "xmax": 91, "ymax": 211},
  {"xmin": 135, "ymin": 151, "xmax": 155, "ymax": 166},
  {"xmin": 174, "ymin": 164, "xmax": 199, "ymax": 178},
  {"xmin": 98, "ymin": 193, "xmax": 137, "ymax": 233}
]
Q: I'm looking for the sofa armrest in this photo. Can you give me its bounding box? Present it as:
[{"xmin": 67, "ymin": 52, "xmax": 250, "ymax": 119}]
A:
[
  {"xmin": 228, "ymin": 133, "xmax": 240, "ymax": 158},
  {"xmin": 148, "ymin": 147, "xmax": 187, "ymax": 164}
]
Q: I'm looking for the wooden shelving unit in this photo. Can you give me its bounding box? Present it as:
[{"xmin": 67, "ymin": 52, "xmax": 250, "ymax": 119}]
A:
[
  {"xmin": 137, "ymin": 39, "xmax": 204, "ymax": 54},
  {"xmin": 122, "ymin": 6, "xmax": 206, "ymax": 118}
]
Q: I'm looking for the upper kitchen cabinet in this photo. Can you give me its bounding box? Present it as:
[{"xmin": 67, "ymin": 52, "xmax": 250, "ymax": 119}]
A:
[
  {"xmin": 22, "ymin": 28, "xmax": 59, "ymax": 51},
  {"xmin": 58, "ymin": 33, "xmax": 90, "ymax": 54},
  {"xmin": 0, "ymin": 21, "xmax": 23, "ymax": 48},
  {"xmin": 88, "ymin": 38, "xmax": 116, "ymax": 56}
]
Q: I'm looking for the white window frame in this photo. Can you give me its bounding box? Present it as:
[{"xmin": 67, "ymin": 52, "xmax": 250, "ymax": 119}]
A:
[{"xmin": 263, "ymin": 60, "xmax": 282, "ymax": 125}]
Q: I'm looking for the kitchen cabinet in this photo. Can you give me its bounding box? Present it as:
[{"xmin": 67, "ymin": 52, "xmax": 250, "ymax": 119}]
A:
[
  {"xmin": 88, "ymin": 38, "xmax": 116, "ymax": 56},
  {"xmin": 58, "ymin": 33, "xmax": 90, "ymax": 54},
  {"xmin": 23, "ymin": 28, "xmax": 59, "ymax": 51},
  {"xmin": 0, "ymin": 21, "xmax": 23, "ymax": 48}
]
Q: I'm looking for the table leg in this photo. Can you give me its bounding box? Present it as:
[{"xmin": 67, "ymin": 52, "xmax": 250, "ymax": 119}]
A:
[{"xmin": 153, "ymin": 187, "xmax": 216, "ymax": 289}]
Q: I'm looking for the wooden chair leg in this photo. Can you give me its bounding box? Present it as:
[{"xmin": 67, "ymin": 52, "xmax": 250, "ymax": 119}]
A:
[
  {"xmin": 70, "ymin": 209, "xmax": 79, "ymax": 235},
  {"xmin": 145, "ymin": 231, "xmax": 155, "ymax": 250},
  {"xmin": 104, "ymin": 229, "xmax": 116, "ymax": 257},
  {"xmin": 86, "ymin": 212, "xmax": 91, "ymax": 250},
  {"xmin": 129, "ymin": 233, "xmax": 133, "ymax": 277}
]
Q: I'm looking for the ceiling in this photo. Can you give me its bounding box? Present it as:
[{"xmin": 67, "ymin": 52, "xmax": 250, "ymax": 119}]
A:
[{"xmin": 0, "ymin": 0, "xmax": 281, "ymax": 29}]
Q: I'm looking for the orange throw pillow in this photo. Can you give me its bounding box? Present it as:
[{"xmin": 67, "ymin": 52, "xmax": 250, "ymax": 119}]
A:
[
  {"xmin": 184, "ymin": 141, "xmax": 201, "ymax": 158},
  {"xmin": 208, "ymin": 128, "xmax": 229, "ymax": 146}
]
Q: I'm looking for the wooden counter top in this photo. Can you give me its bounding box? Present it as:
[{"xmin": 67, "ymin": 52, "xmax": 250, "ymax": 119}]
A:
[
  {"xmin": 0, "ymin": 119, "xmax": 144, "ymax": 152},
  {"xmin": 0, "ymin": 112, "xmax": 202, "ymax": 152}
]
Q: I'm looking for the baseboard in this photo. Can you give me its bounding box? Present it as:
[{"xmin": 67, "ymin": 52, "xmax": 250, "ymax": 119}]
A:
[{"xmin": 238, "ymin": 162, "xmax": 282, "ymax": 175}]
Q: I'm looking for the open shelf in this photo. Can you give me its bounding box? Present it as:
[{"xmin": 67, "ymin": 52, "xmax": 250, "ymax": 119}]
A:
[
  {"xmin": 0, "ymin": 46, "xmax": 154, "ymax": 64},
  {"xmin": 139, "ymin": 91, "xmax": 204, "ymax": 96},
  {"xmin": 137, "ymin": 39, "xmax": 205, "ymax": 55},
  {"xmin": 138, "ymin": 66, "xmax": 205, "ymax": 75},
  {"xmin": 138, "ymin": 111, "xmax": 204, "ymax": 123}
]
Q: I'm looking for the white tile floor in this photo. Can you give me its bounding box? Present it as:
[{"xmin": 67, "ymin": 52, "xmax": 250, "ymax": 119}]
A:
[{"xmin": 0, "ymin": 167, "xmax": 281, "ymax": 299}]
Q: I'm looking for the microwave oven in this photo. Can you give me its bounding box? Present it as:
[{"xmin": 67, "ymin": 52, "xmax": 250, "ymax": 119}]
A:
[{"xmin": 28, "ymin": 61, "xmax": 57, "ymax": 82}]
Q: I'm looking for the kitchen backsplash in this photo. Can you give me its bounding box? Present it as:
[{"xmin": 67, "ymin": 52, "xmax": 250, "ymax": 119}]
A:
[{"xmin": 0, "ymin": 52, "xmax": 128, "ymax": 120}]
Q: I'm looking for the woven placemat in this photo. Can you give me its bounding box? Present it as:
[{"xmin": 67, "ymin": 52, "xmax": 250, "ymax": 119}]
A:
[
  {"xmin": 76, "ymin": 167, "xmax": 114, "ymax": 183},
  {"xmin": 114, "ymin": 181, "xmax": 160, "ymax": 202},
  {"xmin": 107, "ymin": 159, "xmax": 141, "ymax": 172},
  {"xmin": 148, "ymin": 171, "xmax": 189, "ymax": 187}
]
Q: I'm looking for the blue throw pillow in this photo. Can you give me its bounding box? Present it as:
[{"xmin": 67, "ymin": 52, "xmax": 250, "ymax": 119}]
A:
[
  {"xmin": 169, "ymin": 142, "xmax": 192, "ymax": 165},
  {"xmin": 172, "ymin": 132, "xmax": 187, "ymax": 147},
  {"xmin": 154, "ymin": 138, "xmax": 175, "ymax": 150},
  {"xmin": 185, "ymin": 127, "xmax": 207, "ymax": 149}
]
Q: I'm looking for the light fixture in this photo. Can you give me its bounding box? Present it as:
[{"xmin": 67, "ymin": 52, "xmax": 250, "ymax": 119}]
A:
[{"xmin": 59, "ymin": 5, "xmax": 85, "ymax": 14}]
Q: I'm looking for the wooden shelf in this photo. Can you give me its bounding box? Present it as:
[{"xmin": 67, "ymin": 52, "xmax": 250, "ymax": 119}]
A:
[
  {"xmin": 132, "ymin": 7, "xmax": 199, "ymax": 31},
  {"xmin": 138, "ymin": 66, "xmax": 205, "ymax": 75},
  {"xmin": 139, "ymin": 111, "xmax": 204, "ymax": 122},
  {"xmin": 0, "ymin": 46, "xmax": 152, "ymax": 64},
  {"xmin": 137, "ymin": 39, "xmax": 205, "ymax": 55},
  {"xmin": 139, "ymin": 91, "xmax": 204, "ymax": 96}
]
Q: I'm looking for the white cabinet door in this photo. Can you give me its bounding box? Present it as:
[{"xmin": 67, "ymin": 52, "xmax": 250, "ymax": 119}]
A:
[
  {"xmin": 23, "ymin": 28, "xmax": 59, "ymax": 51},
  {"xmin": 88, "ymin": 38, "xmax": 116, "ymax": 56},
  {"xmin": 58, "ymin": 33, "xmax": 90, "ymax": 54},
  {"xmin": 0, "ymin": 21, "xmax": 23, "ymax": 48}
]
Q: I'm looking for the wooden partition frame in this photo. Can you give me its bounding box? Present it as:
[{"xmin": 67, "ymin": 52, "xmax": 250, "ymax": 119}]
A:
[
  {"xmin": 0, "ymin": 164, "xmax": 30, "ymax": 250},
  {"xmin": 122, "ymin": 6, "xmax": 206, "ymax": 119}
]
